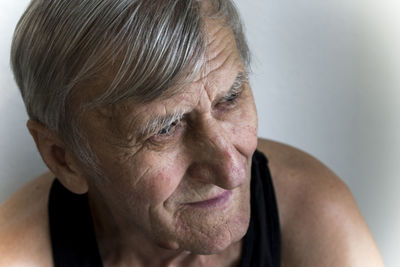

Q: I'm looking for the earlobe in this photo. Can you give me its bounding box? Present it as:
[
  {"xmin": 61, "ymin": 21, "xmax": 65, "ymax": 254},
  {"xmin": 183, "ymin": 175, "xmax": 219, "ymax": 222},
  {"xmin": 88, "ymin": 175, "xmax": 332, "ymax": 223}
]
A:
[{"xmin": 26, "ymin": 119, "xmax": 89, "ymax": 194}]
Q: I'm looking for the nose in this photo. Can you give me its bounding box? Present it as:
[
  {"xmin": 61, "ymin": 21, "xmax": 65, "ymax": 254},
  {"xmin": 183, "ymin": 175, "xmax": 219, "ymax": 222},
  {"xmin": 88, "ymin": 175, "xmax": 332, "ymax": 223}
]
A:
[{"xmin": 186, "ymin": 115, "xmax": 247, "ymax": 189}]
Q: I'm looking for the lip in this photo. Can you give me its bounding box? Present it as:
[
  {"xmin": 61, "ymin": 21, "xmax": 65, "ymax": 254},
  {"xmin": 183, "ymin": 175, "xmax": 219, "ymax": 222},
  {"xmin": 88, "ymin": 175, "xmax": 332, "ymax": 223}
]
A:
[{"xmin": 184, "ymin": 190, "xmax": 233, "ymax": 209}]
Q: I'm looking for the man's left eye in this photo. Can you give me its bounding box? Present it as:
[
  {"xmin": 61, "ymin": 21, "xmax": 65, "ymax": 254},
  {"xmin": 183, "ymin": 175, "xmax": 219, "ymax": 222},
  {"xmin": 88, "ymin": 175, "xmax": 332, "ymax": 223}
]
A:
[
  {"xmin": 224, "ymin": 92, "xmax": 240, "ymax": 103},
  {"xmin": 218, "ymin": 90, "xmax": 242, "ymax": 107}
]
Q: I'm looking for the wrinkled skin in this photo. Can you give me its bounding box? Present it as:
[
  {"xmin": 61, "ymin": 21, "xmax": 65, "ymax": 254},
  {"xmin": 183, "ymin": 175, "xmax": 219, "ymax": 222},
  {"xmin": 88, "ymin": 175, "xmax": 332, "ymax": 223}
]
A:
[{"xmin": 80, "ymin": 18, "xmax": 258, "ymax": 265}]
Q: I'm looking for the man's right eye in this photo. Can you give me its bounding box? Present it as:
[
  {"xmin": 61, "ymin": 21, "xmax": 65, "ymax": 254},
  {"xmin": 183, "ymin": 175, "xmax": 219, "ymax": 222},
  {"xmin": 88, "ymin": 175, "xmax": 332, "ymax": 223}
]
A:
[
  {"xmin": 157, "ymin": 120, "xmax": 179, "ymax": 136},
  {"xmin": 148, "ymin": 119, "xmax": 185, "ymax": 145}
]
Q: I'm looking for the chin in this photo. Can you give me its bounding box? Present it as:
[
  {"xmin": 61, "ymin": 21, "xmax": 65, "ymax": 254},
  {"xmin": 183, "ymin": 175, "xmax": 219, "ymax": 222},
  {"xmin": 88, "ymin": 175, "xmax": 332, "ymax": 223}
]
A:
[{"xmin": 178, "ymin": 211, "xmax": 251, "ymax": 255}]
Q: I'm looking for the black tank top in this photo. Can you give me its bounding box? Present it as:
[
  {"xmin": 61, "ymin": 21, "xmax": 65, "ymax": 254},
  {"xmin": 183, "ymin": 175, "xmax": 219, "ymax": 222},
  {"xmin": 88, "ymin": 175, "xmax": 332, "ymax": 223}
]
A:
[{"xmin": 48, "ymin": 150, "xmax": 281, "ymax": 266}]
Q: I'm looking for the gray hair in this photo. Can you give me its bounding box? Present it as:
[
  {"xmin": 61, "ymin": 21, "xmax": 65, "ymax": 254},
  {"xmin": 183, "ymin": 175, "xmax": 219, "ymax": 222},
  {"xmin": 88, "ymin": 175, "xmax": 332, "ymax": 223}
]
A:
[{"xmin": 11, "ymin": 0, "xmax": 250, "ymax": 173}]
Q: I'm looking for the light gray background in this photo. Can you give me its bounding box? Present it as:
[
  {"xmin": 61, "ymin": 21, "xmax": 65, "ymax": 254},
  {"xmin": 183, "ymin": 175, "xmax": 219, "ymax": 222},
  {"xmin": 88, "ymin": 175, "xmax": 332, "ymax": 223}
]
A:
[{"xmin": 1, "ymin": 1, "xmax": 399, "ymax": 266}]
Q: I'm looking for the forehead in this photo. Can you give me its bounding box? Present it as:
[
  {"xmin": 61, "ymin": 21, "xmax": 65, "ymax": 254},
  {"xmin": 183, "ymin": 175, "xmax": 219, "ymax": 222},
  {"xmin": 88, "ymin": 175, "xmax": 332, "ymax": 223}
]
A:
[
  {"xmin": 97, "ymin": 18, "xmax": 242, "ymax": 114},
  {"xmin": 195, "ymin": 18, "xmax": 244, "ymax": 98}
]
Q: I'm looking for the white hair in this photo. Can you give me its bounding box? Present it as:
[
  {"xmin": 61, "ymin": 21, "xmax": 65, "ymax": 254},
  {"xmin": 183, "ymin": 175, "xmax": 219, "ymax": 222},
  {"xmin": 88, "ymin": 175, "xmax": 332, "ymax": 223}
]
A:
[{"xmin": 11, "ymin": 0, "xmax": 250, "ymax": 174}]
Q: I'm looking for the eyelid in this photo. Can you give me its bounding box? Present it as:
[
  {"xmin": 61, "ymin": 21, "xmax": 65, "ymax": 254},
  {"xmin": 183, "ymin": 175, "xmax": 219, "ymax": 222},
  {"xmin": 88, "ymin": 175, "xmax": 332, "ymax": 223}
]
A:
[
  {"xmin": 149, "ymin": 118, "xmax": 185, "ymax": 146},
  {"xmin": 218, "ymin": 72, "xmax": 248, "ymax": 103},
  {"xmin": 219, "ymin": 85, "xmax": 244, "ymax": 103},
  {"xmin": 158, "ymin": 118, "xmax": 181, "ymax": 134},
  {"xmin": 140, "ymin": 112, "xmax": 184, "ymax": 137}
]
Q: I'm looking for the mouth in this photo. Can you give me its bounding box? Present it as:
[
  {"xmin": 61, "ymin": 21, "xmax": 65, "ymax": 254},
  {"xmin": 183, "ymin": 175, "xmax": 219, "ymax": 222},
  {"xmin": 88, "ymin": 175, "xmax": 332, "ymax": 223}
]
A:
[{"xmin": 184, "ymin": 190, "xmax": 233, "ymax": 209}]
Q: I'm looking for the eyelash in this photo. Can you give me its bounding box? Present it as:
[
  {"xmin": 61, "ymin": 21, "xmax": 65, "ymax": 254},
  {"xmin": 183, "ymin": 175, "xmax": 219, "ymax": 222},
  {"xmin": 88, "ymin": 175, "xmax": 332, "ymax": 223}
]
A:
[
  {"xmin": 223, "ymin": 92, "xmax": 240, "ymax": 104},
  {"xmin": 149, "ymin": 119, "xmax": 184, "ymax": 144},
  {"xmin": 217, "ymin": 88, "xmax": 243, "ymax": 109},
  {"xmin": 157, "ymin": 120, "xmax": 181, "ymax": 136}
]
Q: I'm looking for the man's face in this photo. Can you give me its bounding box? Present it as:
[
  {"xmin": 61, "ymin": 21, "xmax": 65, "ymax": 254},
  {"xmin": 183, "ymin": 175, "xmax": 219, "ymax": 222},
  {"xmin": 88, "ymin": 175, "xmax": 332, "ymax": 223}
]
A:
[{"xmin": 82, "ymin": 19, "xmax": 258, "ymax": 254}]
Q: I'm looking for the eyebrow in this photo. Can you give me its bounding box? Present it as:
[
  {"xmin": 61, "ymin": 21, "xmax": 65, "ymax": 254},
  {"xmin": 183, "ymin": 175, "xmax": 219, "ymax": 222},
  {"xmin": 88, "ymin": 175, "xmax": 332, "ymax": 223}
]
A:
[
  {"xmin": 219, "ymin": 71, "xmax": 248, "ymax": 102},
  {"xmin": 138, "ymin": 71, "xmax": 249, "ymax": 136}
]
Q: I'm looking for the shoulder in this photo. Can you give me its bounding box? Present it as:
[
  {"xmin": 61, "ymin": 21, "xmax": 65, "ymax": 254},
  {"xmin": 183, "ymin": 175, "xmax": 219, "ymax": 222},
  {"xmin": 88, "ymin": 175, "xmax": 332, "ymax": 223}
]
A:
[
  {"xmin": 0, "ymin": 172, "xmax": 54, "ymax": 267},
  {"xmin": 257, "ymin": 138, "xmax": 384, "ymax": 267}
]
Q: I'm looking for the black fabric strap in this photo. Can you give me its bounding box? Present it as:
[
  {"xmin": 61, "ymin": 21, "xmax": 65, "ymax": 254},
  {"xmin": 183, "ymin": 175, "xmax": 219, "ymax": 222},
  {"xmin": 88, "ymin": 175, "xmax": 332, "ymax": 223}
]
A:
[
  {"xmin": 48, "ymin": 179, "xmax": 103, "ymax": 267},
  {"xmin": 240, "ymin": 150, "xmax": 281, "ymax": 267}
]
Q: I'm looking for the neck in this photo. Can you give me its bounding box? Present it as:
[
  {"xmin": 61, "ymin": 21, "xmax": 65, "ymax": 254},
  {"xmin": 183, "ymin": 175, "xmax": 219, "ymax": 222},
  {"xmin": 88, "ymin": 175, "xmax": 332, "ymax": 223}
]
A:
[{"xmin": 87, "ymin": 192, "xmax": 243, "ymax": 267}]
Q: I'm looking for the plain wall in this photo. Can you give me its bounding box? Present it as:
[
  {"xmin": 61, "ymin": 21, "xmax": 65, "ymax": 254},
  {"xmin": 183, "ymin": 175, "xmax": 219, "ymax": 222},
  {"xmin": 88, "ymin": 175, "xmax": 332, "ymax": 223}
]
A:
[
  {"xmin": 235, "ymin": 1, "xmax": 400, "ymax": 266},
  {"xmin": 0, "ymin": 1, "xmax": 399, "ymax": 266}
]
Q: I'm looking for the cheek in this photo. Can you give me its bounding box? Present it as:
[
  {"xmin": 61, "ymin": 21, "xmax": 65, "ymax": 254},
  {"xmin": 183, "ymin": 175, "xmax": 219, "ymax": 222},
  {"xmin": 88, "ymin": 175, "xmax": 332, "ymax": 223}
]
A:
[
  {"xmin": 122, "ymin": 152, "xmax": 188, "ymax": 205},
  {"xmin": 142, "ymin": 169, "xmax": 180, "ymax": 204}
]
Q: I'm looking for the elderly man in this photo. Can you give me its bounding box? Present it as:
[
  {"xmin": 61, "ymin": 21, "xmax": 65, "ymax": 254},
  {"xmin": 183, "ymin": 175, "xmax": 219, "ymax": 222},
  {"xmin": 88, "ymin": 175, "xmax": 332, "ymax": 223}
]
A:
[{"xmin": 0, "ymin": 0, "xmax": 384, "ymax": 266}]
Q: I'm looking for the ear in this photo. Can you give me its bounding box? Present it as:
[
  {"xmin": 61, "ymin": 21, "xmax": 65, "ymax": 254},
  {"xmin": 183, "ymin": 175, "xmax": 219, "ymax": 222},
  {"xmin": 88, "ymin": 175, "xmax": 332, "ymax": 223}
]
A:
[{"xmin": 27, "ymin": 119, "xmax": 89, "ymax": 194}]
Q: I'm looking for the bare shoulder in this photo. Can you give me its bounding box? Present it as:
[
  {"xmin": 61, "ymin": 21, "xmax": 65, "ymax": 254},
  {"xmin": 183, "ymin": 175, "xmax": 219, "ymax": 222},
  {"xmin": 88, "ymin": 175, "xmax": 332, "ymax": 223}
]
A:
[
  {"xmin": 257, "ymin": 138, "xmax": 384, "ymax": 267},
  {"xmin": 0, "ymin": 172, "xmax": 54, "ymax": 266}
]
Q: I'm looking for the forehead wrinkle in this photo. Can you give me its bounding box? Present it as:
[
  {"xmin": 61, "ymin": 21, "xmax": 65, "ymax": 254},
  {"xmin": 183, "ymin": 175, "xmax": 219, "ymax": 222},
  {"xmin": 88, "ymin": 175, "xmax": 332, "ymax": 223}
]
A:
[
  {"xmin": 189, "ymin": 19, "xmax": 234, "ymax": 83},
  {"xmin": 202, "ymin": 53, "xmax": 239, "ymax": 101},
  {"xmin": 204, "ymin": 36, "xmax": 234, "ymax": 72},
  {"xmin": 204, "ymin": 25, "xmax": 242, "ymax": 88},
  {"xmin": 205, "ymin": 24, "xmax": 227, "ymax": 49},
  {"xmin": 191, "ymin": 49, "xmax": 235, "ymax": 104},
  {"xmin": 204, "ymin": 18, "xmax": 235, "ymax": 59}
]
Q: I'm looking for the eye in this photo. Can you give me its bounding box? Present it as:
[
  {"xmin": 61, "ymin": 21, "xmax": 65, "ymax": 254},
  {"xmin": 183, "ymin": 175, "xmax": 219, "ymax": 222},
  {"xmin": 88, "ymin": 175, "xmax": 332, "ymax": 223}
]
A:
[
  {"xmin": 217, "ymin": 89, "xmax": 242, "ymax": 109},
  {"xmin": 157, "ymin": 120, "xmax": 179, "ymax": 136},
  {"xmin": 223, "ymin": 92, "xmax": 240, "ymax": 103},
  {"xmin": 148, "ymin": 119, "xmax": 185, "ymax": 145}
]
